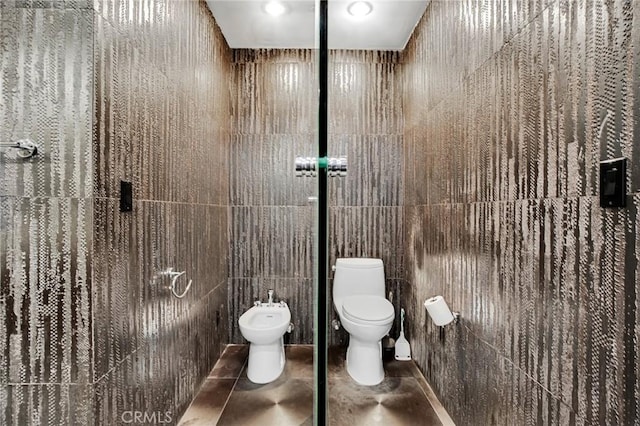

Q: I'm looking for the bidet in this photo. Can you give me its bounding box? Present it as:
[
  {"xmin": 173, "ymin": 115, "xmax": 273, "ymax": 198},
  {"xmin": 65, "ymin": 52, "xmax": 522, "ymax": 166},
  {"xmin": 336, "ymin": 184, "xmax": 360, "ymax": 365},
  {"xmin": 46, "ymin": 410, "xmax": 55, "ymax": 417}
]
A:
[{"xmin": 238, "ymin": 290, "xmax": 292, "ymax": 383}]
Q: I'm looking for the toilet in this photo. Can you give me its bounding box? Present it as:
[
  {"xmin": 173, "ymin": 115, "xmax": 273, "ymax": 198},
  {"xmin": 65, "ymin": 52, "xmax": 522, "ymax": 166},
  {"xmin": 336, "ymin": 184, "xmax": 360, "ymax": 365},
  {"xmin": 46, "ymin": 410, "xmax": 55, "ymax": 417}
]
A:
[
  {"xmin": 333, "ymin": 258, "xmax": 395, "ymax": 385},
  {"xmin": 238, "ymin": 298, "xmax": 291, "ymax": 384}
]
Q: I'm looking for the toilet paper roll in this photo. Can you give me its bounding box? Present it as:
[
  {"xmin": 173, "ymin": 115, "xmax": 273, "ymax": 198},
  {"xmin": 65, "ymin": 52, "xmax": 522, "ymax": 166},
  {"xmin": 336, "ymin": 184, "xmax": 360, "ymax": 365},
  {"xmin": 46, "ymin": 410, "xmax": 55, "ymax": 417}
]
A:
[{"xmin": 424, "ymin": 296, "xmax": 454, "ymax": 326}]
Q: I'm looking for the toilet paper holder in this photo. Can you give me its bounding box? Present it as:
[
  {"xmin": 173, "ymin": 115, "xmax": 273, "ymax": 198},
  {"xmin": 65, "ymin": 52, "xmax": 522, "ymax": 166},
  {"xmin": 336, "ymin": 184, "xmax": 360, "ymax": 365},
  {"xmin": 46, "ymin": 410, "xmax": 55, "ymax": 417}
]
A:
[{"xmin": 424, "ymin": 296, "xmax": 460, "ymax": 327}]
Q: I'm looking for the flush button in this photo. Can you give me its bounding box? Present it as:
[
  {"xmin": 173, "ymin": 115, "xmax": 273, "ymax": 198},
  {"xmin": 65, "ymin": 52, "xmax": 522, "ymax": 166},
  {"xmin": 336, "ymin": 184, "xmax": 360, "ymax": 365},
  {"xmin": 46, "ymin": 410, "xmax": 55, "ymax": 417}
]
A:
[{"xmin": 600, "ymin": 158, "xmax": 627, "ymax": 208}]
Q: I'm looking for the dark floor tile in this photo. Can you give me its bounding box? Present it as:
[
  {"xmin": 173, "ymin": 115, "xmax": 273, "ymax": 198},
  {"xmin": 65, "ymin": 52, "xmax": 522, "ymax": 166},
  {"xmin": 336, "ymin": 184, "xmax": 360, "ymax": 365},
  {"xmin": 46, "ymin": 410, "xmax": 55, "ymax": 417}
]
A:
[
  {"xmin": 183, "ymin": 345, "xmax": 450, "ymax": 426},
  {"xmin": 216, "ymin": 378, "xmax": 313, "ymax": 426},
  {"xmin": 413, "ymin": 375, "xmax": 456, "ymax": 426},
  {"xmin": 383, "ymin": 357, "xmax": 422, "ymax": 378},
  {"xmin": 209, "ymin": 345, "xmax": 248, "ymax": 379},
  {"xmin": 284, "ymin": 345, "xmax": 314, "ymax": 378},
  {"xmin": 328, "ymin": 345, "xmax": 417, "ymax": 379},
  {"xmin": 328, "ymin": 346, "xmax": 348, "ymax": 379},
  {"xmin": 178, "ymin": 379, "xmax": 236, "ymax": 426},
  {"xmin": 327, "ymin": 377, "xmax": 443, "ymax": 426}
]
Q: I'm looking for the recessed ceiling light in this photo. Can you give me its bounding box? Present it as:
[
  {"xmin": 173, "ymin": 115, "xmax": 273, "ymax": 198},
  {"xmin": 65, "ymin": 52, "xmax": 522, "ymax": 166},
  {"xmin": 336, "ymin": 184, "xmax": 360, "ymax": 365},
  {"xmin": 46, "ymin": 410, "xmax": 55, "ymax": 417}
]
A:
[
  {"xmin": 347, "ymin": 1, "xmax": 373, "ymax": 17},
  {"xmin": 264, "ymin": 1, "xmax": 287, "ymax": 17}
]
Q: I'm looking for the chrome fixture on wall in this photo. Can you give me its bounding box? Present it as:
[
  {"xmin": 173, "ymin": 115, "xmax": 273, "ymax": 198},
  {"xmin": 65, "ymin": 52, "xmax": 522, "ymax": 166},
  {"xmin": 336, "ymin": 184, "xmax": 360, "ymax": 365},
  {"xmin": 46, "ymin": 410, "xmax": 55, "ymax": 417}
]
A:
[
  {"xmin": 162, "ymin": 268, "xmax": 193, "ymax": 299},
  {"xmin": 0, "ymin": 139, "xmax": 38, "ymax": 158},
  {"xmin": 295, "ymin": 156, "xmax": 347, "ymax": 177}
]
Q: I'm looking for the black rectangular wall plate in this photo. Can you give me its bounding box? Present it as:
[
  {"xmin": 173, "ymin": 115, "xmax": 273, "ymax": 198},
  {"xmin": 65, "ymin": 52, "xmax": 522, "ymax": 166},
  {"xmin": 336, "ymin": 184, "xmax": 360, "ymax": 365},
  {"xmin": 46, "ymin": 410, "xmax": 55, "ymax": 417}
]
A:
[
  {"xmin": 599, "ymin": 157, "xmax": 627, "ymax": 208},
  {"xmin": 120, "ymin": 180, "xmax": 133, "ymax": 212}
]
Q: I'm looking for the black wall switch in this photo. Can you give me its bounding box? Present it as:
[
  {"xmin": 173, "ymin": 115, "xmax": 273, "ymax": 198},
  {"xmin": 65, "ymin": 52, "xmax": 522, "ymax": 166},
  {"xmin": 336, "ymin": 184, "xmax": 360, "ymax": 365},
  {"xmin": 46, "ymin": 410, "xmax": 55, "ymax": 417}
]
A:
[
  {"xmin": 600, "ymin": 158, "xmax": 627, "ymax": 208},
  {"xmin": 120, "ymin": 181, "xmax": 133, "ymax": 212}
]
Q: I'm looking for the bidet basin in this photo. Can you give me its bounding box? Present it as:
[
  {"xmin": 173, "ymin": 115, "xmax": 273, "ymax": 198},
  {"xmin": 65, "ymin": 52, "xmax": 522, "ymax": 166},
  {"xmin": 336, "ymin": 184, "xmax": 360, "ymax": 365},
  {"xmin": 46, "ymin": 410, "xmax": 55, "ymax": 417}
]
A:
[{"xmin": 238, "ymin": 302, "xmax": 291, "ymax": 383}]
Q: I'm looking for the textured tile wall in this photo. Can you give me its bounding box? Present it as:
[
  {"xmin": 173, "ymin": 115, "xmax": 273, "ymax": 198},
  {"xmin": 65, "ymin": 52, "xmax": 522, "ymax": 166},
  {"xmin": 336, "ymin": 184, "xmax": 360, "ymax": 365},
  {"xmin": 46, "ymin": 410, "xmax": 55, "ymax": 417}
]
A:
[
  {"xmin": 93, "ymin": 284, "xmax": 226, "ymax": 426},
  {"xmin": 229, "ymin": 50, "xmax": 404, "ymax": 345},
  {"xmin": 402, "ymin": 0, "xmax": 640, "ymax": 424},
  {"xmin": 0, "ymin": 5, "xmax": 93, "ymax": 425},
  {"xmin": 2, "ymin": 0, "xmax": 232, "ymax": 423},
  {"xmin": 91, "ymin": 1, "xmax": 232, "ymax": 424},
  {"xmin": 229, "ymin": 49, "xmax": 317, "ymax": 344}
]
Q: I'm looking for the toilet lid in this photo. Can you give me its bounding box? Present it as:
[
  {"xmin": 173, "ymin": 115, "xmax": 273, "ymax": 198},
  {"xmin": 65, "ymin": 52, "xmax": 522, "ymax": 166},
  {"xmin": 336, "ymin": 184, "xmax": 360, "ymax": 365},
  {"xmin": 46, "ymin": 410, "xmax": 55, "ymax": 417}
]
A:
[{"xmin": 342, "ymin": 295, "xmax": 394, "ymax": 324}]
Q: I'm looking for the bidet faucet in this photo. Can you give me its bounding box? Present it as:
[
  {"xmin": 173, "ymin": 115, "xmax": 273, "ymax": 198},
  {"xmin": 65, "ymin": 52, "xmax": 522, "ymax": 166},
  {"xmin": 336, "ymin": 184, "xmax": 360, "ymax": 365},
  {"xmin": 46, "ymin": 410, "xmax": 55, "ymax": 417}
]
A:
[{"xmin": 268, "ymin": 289, "xmax": 274, "ymax": 306}]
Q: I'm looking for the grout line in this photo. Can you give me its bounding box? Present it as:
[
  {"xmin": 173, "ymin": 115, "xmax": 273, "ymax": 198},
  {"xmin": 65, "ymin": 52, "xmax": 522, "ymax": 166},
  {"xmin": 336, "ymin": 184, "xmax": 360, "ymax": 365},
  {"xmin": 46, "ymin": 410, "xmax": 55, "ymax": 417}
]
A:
[
  {"xmin": 216, "ymin": 345, "xmax": 249, "ymax": 421},
  {"xmin": 177, "ymin": 345, "xmax": 235, "ymax": 425},
  {"xmin": 413, "ymin": 372, "xmax": 456, "ymax": 426},
  {"xmin": 93, "ymin": 196, "xmax": 229, "ymax": 208},
  {"xmin": 461, "ymin": 324, "xmax": 573, "ymax": 411},
  {"xmin": 94, "ymin": 345, "xmax": 143, "ymax": 385}
]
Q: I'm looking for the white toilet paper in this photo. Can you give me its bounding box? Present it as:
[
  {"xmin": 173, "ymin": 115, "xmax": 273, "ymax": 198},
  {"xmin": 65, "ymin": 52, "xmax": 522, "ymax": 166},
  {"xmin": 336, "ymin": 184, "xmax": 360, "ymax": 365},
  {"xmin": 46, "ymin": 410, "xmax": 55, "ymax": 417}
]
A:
[{"xmin": 424, "ymin": 296, "xmax": 454, "ymax": 326}]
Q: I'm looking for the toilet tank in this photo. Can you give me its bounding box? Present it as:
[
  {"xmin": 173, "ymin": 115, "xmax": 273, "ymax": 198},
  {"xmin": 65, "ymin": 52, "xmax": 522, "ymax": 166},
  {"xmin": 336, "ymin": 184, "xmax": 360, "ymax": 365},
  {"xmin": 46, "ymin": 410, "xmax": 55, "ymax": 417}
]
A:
[{"xmin": 333, "ymin": 258, "xmax": 385, "ymax": 304}]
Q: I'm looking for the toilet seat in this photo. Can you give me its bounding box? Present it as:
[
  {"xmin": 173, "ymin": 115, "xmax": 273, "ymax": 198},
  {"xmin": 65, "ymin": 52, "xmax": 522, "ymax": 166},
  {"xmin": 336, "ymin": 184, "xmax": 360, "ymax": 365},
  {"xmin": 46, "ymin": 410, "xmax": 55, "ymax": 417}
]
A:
[{"xmin": 341, "ymin": 295, "xmax": 394, "ymax": 325}]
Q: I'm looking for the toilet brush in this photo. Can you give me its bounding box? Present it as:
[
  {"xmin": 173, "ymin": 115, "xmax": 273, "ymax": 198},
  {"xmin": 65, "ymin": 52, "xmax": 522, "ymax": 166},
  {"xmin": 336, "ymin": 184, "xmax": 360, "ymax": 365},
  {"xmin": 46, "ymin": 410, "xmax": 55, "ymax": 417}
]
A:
[{"xmin": 395, "ymin": 308, "xmax": 411, "ymax": 361}]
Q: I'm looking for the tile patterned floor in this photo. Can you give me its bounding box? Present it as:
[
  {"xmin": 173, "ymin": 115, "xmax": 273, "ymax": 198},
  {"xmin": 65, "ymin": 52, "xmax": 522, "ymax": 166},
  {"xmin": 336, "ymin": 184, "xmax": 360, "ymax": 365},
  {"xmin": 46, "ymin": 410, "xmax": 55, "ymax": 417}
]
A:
[{"xmin": 179, "ymin": 345, "xmax": 453, "ymax": 426}]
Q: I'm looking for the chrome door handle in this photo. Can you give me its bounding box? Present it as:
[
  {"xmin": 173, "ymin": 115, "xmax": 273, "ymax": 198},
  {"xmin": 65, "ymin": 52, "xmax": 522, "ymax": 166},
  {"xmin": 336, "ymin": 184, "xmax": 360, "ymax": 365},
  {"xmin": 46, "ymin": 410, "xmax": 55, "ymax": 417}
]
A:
[
  {"xmin": 295, "ymin": 156, "xmax": 347, "ymax": 177},
  {"xmin": 327, "ymin": 156, "xmax": 347, "ymax": 177},
  {"xmin": 295, "ymin": 156, "xmax": 318, "ymax": 177}
]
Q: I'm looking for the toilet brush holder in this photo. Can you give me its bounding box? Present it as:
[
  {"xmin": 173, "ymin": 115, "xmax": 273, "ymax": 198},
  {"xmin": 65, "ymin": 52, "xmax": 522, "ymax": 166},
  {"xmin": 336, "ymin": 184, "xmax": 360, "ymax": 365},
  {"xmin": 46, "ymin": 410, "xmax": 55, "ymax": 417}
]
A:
[{"xmin": 382, "ymin": 335, "xmax": 395, "ymax": 361}]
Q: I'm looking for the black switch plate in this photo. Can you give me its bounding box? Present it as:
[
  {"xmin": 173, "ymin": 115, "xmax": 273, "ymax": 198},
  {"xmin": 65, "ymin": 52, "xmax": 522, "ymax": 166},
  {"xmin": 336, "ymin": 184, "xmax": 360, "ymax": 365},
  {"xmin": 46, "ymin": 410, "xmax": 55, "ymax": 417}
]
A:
[
  {"xmin": 599, "ymin": 158, "xmax": 626, "ymax": 208},
  {"xmin": 120, "ymin": 181, "xmax": 133, "ymax": 212}
]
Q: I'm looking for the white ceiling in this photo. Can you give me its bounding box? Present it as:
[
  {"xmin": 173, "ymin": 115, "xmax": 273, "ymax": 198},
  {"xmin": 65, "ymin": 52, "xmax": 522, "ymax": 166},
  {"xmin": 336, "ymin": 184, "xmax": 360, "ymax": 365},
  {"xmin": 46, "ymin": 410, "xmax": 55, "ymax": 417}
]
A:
[{"xmin": 205, "ymin": 0, "xmax": 428, "ymax": 51}]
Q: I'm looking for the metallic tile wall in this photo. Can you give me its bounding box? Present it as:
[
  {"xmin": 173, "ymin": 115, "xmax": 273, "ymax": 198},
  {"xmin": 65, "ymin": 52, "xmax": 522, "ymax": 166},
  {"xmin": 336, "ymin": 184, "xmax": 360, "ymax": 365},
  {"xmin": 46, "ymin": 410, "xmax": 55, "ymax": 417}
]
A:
[
  {"xmin": 92, "ymin": 0, "xmax": 231, "ymax": 424},
  {"xmin": 0, "ymin": 5, "xmax": 93, "ymax": 425},
  {"xmin": 2, "ymin": 0, "xmax": 231, "ymax": 424},
  {"xmin": 401, "ymin": 0, "xmax": 640, "ymax": 424},
  {"xmin": 229, "ymin": 50, "xmax": 405, "ymax": 345},
  {"xmin": 229, "ymin": 50, "xmax": 317, "ymax": 345}
]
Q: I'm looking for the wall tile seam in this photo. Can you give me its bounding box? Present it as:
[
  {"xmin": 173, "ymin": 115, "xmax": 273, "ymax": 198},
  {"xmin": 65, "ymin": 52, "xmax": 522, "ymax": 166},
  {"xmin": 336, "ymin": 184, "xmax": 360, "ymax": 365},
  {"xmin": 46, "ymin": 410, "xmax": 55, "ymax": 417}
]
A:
[
  {"xmin": 230, "ymin": 133, "xmax": 318, "ymax": 136},
  {"xmin": 227, "ymin": 277, "xmax": 314, "ymax": 280},
  {"xmin": 408, "ymin": 193, "xmax": 638, "ymax": 208},
  {"xmin": 328, "ymin": 133, "xmax": 405, "ymax": 136},
  {"xmin": 460, "ymin": 322, "xmax": 574, "ymax": 412},
  {"xmin": 468, "ymin": 0, "xmax": 559, "ymax": 78},
  {"xmin": 228, "ymin": 276, "xmax": 315, "ymax": 280},
  {"xmin": 3, "ymin": 381, "xmax": 90, "ymax": 386},
  {"xmin": 230, "ymin": 133, "xmax": 404, "ymax": 136},
  {"xmin": 92, "ymin": 344, "xmax": 144, "ymax": 385},
  {"xmin": 0, "ymin": 196, "xmax": 94, "ymax": 201},
  {"xmin": 0, "ymin": 4, "xmax": 93, "ymax": 10},
  {"xmin": 401, "ymin": 0, "xmax": 559, "ymax": 118},
  {"xmin": 91, "ymin": 283, "xmax": 225, "ymax": 385},
  {"xmin": 2, "ymin": 383, "xmax": 84, "ymax": 388},
  {"xmin": 329, "ymin": 206, "xmax": 406, "ymax": 209},
  {"xmin": 229, "ymin": 204, "xmax": 406, "ymax": 207},
  {"xmin": 93, "ymin": 13, "xmax": 167, "ymax": 78},
  {"xmin": 93, "ymin": 10, "xmax": 232, "ymax": 87},
  {"xmin": 93, "ymin": 197, "xmax": 230, "ymax": 208},
  {"xmin": 328, "ymin": 205, "xmax": 406, "ymax": 208},
  {"xmin": 164, "ymin": 279, "xmax": 228, "ymax": 310},
  {"xmin": 231, "ymin": 62, "xmax": 316, "ymax": 65},
  {"xmin": 233, "ymin": 60, "xmax": 403, "ymax": 64},
  {"xmin": 232, "ymin": 60, "xmax": 402, "ymax": 65},
  {"xmin": 228, "ymin": 205, "xmax": 313, "ymax": 208},
  {"xmin": 228, "ymin": 275, "xmax": 406, "ymax": 280},
  {"xmin": 193, "ymin": 279, "xmax": 227, "ymax": 303}
]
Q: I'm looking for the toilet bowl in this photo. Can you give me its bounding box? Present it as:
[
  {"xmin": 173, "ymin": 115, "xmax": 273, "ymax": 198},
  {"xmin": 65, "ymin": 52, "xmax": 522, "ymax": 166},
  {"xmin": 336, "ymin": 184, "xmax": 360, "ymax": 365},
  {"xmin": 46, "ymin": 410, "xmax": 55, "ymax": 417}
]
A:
[
  {"xmin": 238, "ymin": 301, "xmax": 291, "ymax": 384},
  {"xmin": 333, "ymin": 258, "xmax": 395, "ymax": 386}
]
